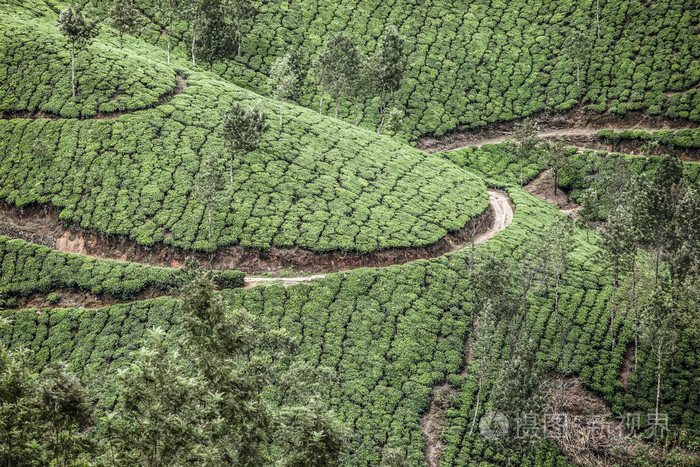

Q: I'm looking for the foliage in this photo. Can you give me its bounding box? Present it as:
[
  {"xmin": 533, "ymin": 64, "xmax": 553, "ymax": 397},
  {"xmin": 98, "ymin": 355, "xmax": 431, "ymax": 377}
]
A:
[
  {"xmin": 269, "ymin": 54, "xmax": 298, "ymax": 126},
  {"xmin": 108, "ymin": 0, "xmax": 143, "ymax": 49},
  {"xmin": 136, "ymin": 0, "xmax": 700, "ymax": 136},
  {"xmin": 0, "ymin": 235, "xmax": 243, "ymax": 304}
]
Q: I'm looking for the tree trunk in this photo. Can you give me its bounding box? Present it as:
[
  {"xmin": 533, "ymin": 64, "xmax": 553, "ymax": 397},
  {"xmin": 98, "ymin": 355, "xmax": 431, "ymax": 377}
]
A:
[
  {"xmin": 378, "ymin": 91, "xmax": 386, "ymax": 134},
  {"xmin": 553, "ymin": 169, "xmax": 558, "ymax": 195},
  {"xmin": 237, "ymin": 28, "xmax": 242, "ymax": 57},
  {"xmin": 519, "ymin": 153, "xmax": 523, "ymax": 187},
  {"xmin": 391, "ymin": 89, "xmax": 395, "ymax": 109},
  {"xmin": 654, "ymin": 337, "xmax": 662, "ymax": 438},
  {"xmin": 191, "ymin": 22, "xmax": 197, "ymax": 67},
  {"xmin": 279, "ymin": 98, "xmax": 283, "ymax": 126},
  {"xmin": 554, "ymin": 274, "xmax": 560, "ymax": 334},
  {"xmin": 354, "ymin": 96, "xmax": 358, "ymax": 126},
  {"xmin": 230, "ymin": 154, "xmax": 234, "ymax": 186},
  {"xmin": 120, "ymin": 32, "xmax": 123, "ymax": 49},
  {"xmin": 334, "ymin": 91, "xmax": 339, "ymax": 119},
  {"xmin": 576, "ymin": 63, "xmax": 580, "ymax": 89},
  {"xmin": 468, "ymin": 375, "xmax": 482, "ymax": 436},
  {"xmin": 167, "ymin": 17, "xmax": 172, "ymax": 63},
  {"xmin": 71, "ymin": 42, "xmax": 76, "ymax": 97},
  {"xmin": 208, "ymin": 204, "xmax": 212, "ymax": 243},
  {"xmin": 610, "ymin": 271, "xmax": 617, "ymax": 351},
  {"xmin": 319, "ymin": 85, "xmax": 324, "ymax": 115}
]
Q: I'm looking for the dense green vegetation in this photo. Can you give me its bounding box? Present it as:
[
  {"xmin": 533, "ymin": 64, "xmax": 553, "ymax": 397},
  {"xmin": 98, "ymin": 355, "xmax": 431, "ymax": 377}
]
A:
[
  {"xmin": 0, "ymin": 235, "xmax": 244, "ymax": 307},
  {"xmin": 136, "ymin": 0, "xmax": 700, "ymax": 136},
  {"xmin": 598, "ymin": 128, "xmax": 700, "ymax": 150},
  {"xmin": 0, "ymin": 1, "xmax": 488, "ymax": 254},
  {"xmin": 0, "ymin": 3, "xmax": 177, "ymax": 117},
  {"xmin": 1, "ymin": 0, "xmax": 698, "ymax": 465}
]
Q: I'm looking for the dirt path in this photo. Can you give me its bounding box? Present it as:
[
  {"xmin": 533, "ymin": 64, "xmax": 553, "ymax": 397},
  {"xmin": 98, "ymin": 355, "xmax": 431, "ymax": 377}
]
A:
[
  {"xmin": 243, "ymin": 190, "xmax": 513, "ymax": 287},
  {"xmin": 416, "ymin": 107, "xmax": 698, "ymax": 154}
]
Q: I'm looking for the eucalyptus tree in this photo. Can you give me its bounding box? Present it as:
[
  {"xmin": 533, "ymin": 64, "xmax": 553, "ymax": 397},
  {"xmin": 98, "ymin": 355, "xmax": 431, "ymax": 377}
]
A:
[
  {"xmin": 562, "ymin": 29, "xmax": 592, "ymax": 92},
  {"xmin": 58, "ymin": 4, "xmax": 99, "ymax": 97},
  {"xmin": 540, "ymin": 141, "xmax": 570, "ymax": 195},
  {"xmin": 156, "ymin": 0, "xmax": 183, "ymax": 62},
  {"xmin": 221, "ymin": 100, "xmax": 268, "ymax": 184},
  {"xmin": 512, "ymin": 118, "xmax": 539, "ymax": 187},
  {"xmin": 314, "ymin": 32, "xmax": 357, "ymax": 119},
  {"xmin": 269, "ymin": 54, "xmax": 298, "ymax": 126},
  {"xmin": 193, "ymin": 152, "xmax": 227, "ymax": 244},
  {"xmin": 108, "ymin": 0, "xmax": 142, "ymax": 49},
  {"xmin": 373, "ymin": 26, "xmax": 406, "ymax": 133}
]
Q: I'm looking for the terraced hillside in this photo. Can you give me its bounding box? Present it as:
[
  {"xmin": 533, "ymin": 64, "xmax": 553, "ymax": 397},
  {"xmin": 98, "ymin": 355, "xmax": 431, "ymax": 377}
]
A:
[
  {"xmin": 0, "ymin": 0, "xmax": 698, "ymax": 466},
  {"xmin": 0, "ymin": 2, "xmax": 489, "ymax": 255},
  {"xmin": 135, "ymin": 0, "xmax": 700, "ymax": 137}
]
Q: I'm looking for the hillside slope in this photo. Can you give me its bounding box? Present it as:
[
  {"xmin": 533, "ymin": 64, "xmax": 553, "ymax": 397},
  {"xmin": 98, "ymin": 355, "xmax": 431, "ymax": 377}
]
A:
[
  {"xmin": 137, "ymin": 0, "xmax": 700, "ymax": 137},
  {"xmin": 0, "ymin": 1, "xmax": 488, "ymax": 254}
]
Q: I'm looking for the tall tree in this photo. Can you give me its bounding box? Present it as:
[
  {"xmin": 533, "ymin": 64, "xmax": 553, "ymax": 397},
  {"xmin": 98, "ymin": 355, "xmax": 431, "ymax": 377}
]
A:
[
  {"xmin": 269, "ymin": 54, "xmax": 298, "ymax": 127},
  {"xmin": 196, "ymin": 4, "xmax": 237, "ymax": 72},
  {"xmin": 58, "ymin": 4, "xmax": 99, "ymax": 97},
  {"xmin": 313, "ymin": 32, "xmax": 357, "ymax": 119},
  {"xmin": 489, "ymin": 337, "xmax": 544, "ymax": 466},
  {"xmin": 156, "ymin": 0, "xmax": 183, "ymax": 63},
  {"xmin": 221, "ymin": 100, "xmax": 268, "ymax": 185},
  {"xmin": 230, "ymin": 0, "xmax": 255, "ymax": 57},
  {"xmin": 468, "ymin": 304, "xmax": 499, "ymax": 437},
  {"xmin": 546, "ymin": 216, "xmax": 575, "ymax": 334},
  {"xmin": 540, "ymin": 141, "xmax": 570, "ymax": 195},
  {"xmin": 562, "ymin": 29, "xmax": 592, "ymax": 92},
  {"xmin": 108, "ymin": 0, "xmax": 142, "ymax": 49},
  {"xmin": 601, "ymin": 204, "xmax": 636, "ymax": 350},
  {"xmin": 193, "ymin": 152, "xmax": 227, "ymax": 244},
  {"xmin": 512, "ymin": 118, "xmax": 539, "ymax": 187},
  {"xmin": 636, "ymin": 154, "xmax": 684, "ymax": 283},
  {"xmin": 345, "ymin": 53, "xmax": 371, "ymax": 126},
  {"xmin": 109, "ymin": 327, "xmax": 216, "ymax": 465},
  {"xmin": 0, "ymin": 327, "xmax": 40, "ymax": 466},
  {"xmin": 373, "ymin": 26, "xmax": 406, "ymax": 133},
  {"xmin": 34, "ymin": 362, "xmax": 93, "ymax": 467}
]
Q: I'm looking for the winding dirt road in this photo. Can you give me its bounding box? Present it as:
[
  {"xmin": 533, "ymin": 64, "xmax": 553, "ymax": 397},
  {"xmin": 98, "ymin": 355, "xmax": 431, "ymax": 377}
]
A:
[{"xmin": 243, "ymin": 190, "xmax": 514, "ymax": 288}]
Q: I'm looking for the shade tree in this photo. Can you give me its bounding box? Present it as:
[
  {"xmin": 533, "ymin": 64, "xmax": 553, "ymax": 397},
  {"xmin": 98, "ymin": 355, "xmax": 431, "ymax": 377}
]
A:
[
  {"xmin": 58, "ymin": 4, "xmax": 99, "ymax": 97},
  {"xmin": 108, "ymin": 0, "xmax": 142, "ymax": 49},
  {"xmin": 269, "ymin": 54, "xmax": 298, "ymax": 127},
  {"xmin": 220, "ymin": 100, "xmax": 268, "ymax": 184}
]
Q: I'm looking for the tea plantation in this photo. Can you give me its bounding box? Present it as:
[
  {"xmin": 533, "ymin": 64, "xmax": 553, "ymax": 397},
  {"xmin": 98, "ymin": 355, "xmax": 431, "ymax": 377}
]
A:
[
  {"xmin": 0, "ymin": 1, "xmax": 489, "ymax": 253},
  {"xmin": 0, "ymin": 0, "xmax": 698, "ymax": 466},
  {"xmin": 136, "ymin": 0, "xmax": 700, "ymax": 136}
]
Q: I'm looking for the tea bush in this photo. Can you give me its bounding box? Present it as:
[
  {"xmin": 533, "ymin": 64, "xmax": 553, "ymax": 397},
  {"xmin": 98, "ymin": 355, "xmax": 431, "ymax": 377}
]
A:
[
  {"xmin": 0, "ymin": 235, "xmax": 244, "ymax": 303},
  {"xmin": 0, "ymin": 4, "xmax": 177, "ymax": 118},
  {"xmin": 135, "ymin": 0, "xmax": 700, "ymax": 137}
]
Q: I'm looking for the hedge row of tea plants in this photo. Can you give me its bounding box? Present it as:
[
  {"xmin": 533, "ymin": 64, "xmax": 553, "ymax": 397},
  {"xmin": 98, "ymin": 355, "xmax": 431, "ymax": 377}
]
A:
[
  {"xmin": 0, "ymin": 4, "xmax": 178, "ymax": 118},
  {"xmin": 3, "ymin": 186, "xmax": 697, "ymax": 464},
  {"xmin": 0, "ymin": 67, "xmax": 489, "ymax": 253},
  {"xmin": 598, "ymin": 128, "xmax": 700, "ymax": 149},
  {"xmin": 440, "ymin": 143, "xmax": 545, "ymax": 188},
  {"xmin": 0, "ymin": 297, "xmax": 183, "ymax": 411},
  {"xmin": 0, "ymin": 235, "xmax": 244, "ymax": 305},
  {"xmin": 136, "ymin": 0, "xmax": 700, "ymax": 137}
]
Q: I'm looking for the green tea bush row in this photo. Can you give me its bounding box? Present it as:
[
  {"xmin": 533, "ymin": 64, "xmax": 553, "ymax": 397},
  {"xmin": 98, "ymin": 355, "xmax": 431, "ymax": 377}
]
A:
[
  {"xmin": 598, "ymin": 128, "xmax": 700, "ymax": 149},
  {"xmin": 0, "ymin": 68, "xmax": 489, "ymax": 253},
  {"xmin": 136, "ymin": 0, "xmax": 700, "ymax": 137},
  {"xmin": 0, "ymin": 5, "xmax": 177, "ymax": 118},
  {"xmin": 0, "ymin": 235, "xmax": 244, "ymax": 304}
]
